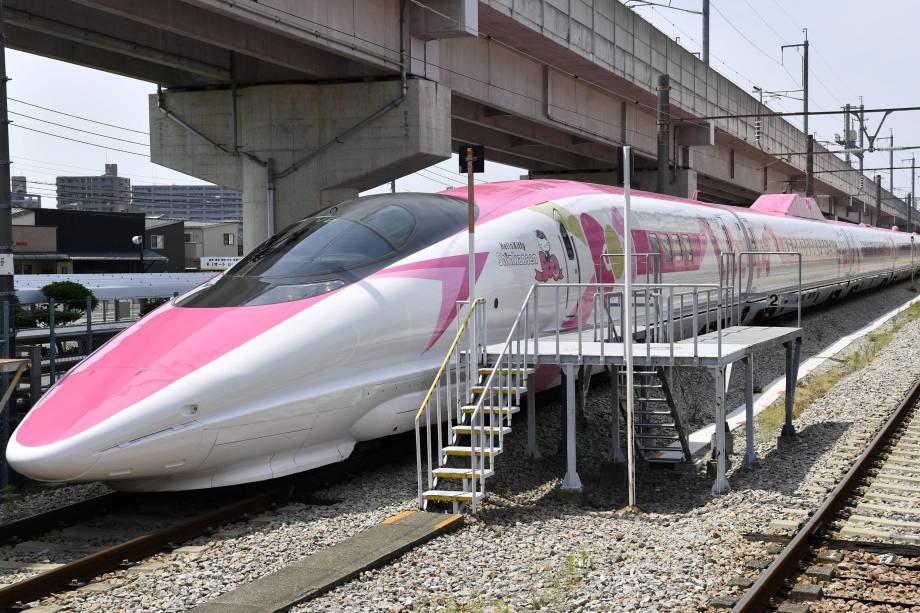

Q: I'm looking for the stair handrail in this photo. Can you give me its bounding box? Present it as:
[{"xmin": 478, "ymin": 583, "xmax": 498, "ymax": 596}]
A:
[
  {"xmin": 415, "ymin": 298, "xmax": 485, "ymax": 509},
  {"xmin": 466, "ymin": 284, "xmax": 537, "ymax": 512}
]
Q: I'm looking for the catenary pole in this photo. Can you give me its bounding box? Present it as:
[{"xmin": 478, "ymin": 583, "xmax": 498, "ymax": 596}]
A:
[
  {"xmin": 0, "ymin": 0, "xmax": 13, "ymax": 489},
  {"xmin": 702, "ymin": 0, "xmax": 710, "ymax": 66}
]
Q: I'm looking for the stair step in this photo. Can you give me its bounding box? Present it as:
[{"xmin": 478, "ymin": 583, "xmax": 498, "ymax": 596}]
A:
[
  {"xmin": 433, "ymin": 467, "xmax": 495, "ymax": 480},
  {"xmin": 443, "ymin": 445, "xmax": 502, "ymax": 457},
  {"xmin": 636, "ymin": 434, "xmax": 679, "ymax": 441},
  {"xmin": 635, "ymin": 422, "xmax": 676, "ymax": 428},
  {"xmin": 452, "ymin": 425, "xmax": 512, "ymax": 437},
  {"xmin": 423, "ymin": 489, "xmax": 485, "ymax": 504},
  {"xmin": 472, "ymin": 386, "xmax": 527, "ymax": 397},
  {"xmin": 461, "ymin": 405, "xmax": 520, "ymax": 415},
  {"xmin": 635, "ymin": 410, "xmax": 674, "ymax": 416},
  {"xmin": 479, "ymin": 367, "xmax": 533, "ymax": 376}
]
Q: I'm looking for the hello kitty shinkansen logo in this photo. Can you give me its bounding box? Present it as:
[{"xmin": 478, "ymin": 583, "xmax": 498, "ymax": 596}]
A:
[{"xmin": 534, "ymin": 229, "xmax": 564, "ymax": 282}]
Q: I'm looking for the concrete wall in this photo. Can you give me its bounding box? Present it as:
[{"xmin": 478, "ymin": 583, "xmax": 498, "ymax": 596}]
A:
[{"xmin": 151, "ymin": 79, "xmax": 451, "ymax": 250}]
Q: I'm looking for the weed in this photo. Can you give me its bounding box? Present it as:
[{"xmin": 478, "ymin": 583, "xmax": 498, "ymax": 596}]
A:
[{"xmin": 754, "ymin": 300, "xmax": 920, "ymax": 442}]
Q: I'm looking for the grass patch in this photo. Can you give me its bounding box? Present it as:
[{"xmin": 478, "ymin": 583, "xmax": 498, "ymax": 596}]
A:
[{"xmin": 754, "ymin": 300, "xmax": 920, "ymax": 442}]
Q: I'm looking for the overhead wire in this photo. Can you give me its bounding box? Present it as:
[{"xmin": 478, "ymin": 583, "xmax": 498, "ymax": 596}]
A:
[
  {"xmin": 12, "ymin": 124, "xmax": 149, "ymax": 156},
  {"xmin": 9, "ymin": 97, "xmax": 150, "ymax": 135},
  {"xmin": 9, "ymin": 111, "xmax": 150, "ymax": 147}
]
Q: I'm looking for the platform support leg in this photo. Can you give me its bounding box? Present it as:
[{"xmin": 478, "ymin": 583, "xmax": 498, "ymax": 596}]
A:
[
  {"xmin": 742, "ymin": 356, "xmax": 758, "ymax": 468},
  {"xmin": 576, "ymin": 365, "xmax": 589, "ymax": 426},
  {"xmin": 525, "ymin": 369, "xmax": 540, "ymax": 458},
  {"xmin": 780, "ymin": 338, "xmax": 801, "ymax": 437},
  {"xmin": 609, "ymin": 366, "xmax": 625, "ymax": 462},
  {"xmin": 561, "ymin": 364, "xmax": 583, "ymax": 491},
  {"xmin": 711, "ymin": 366, "xmax": 730, "ymax": 496}
]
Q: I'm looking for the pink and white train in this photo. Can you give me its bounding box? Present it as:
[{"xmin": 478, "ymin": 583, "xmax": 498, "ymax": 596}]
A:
[{"xmin": 6, "ymin": 180, "xmax": 916, "ymax": 491}]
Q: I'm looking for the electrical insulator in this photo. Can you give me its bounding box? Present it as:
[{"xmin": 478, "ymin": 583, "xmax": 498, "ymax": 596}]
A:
[
  {"xmin": 754, "ymin": 119, "xmax": 762, "ymax": 144},
  {"xmin": 859, "ymin": 176, "xmax": 865, "ymax": 190}
]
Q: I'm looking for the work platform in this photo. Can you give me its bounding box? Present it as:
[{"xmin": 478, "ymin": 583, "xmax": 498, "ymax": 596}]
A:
[
  {"xmin": 416, "ymin": 254, "xmax": 807, "ymax": 512},
  {"xmin": 486, "ymin": 325, "xmax": 803, "ymax": 368}
]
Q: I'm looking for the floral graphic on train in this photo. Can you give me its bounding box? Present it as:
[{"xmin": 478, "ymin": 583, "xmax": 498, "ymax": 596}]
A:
[{"xmin": 534, "ymin": 229, "xmax": 564, "ymax": 282}]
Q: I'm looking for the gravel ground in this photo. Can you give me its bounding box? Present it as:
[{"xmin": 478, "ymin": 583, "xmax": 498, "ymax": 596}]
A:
[
  {"xmin": 5, "ymin": 281, "xmax": 919, "ymax": 612},
  {"xmin": 295, "ymin": 286, "xmax": 920, "ymax": 612}
]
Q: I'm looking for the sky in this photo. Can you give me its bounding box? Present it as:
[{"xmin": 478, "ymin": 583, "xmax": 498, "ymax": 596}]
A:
[{"xmin": 7, "ymin": 0, "xmax": 920, "ymax": 206}]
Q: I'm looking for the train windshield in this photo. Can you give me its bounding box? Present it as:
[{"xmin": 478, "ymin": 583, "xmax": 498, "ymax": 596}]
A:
[{"xmin": 177, "ymin": 193, "xmax": 472, "ymax": 307}]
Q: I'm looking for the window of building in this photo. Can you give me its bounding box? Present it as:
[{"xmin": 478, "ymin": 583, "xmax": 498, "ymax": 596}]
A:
[
  {"xmin": 150, "ymin": 234, "xmax": 165, "ymax": 249},
  {"xmin": 223, "ymin": 233, "xmax": 235, "ymax": 246},
  {"xmin": 184, "ymin": 233, "xmax": 193, "ymax": 243}
]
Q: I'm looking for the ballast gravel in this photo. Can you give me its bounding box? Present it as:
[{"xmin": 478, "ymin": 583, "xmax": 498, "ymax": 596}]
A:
[{"xmin": 11, "ymin": 281, "xmax": 920, "ymax": 612}]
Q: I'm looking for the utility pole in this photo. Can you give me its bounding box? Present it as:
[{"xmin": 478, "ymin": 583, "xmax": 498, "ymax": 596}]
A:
[
  {"xmin": 782, "ymin": 31, "xmax": 809, "ymax": 195},
  {"xmin": 889, "ymin": 129, "xmax": 895, "ymax": 196},
  {"xmin": 842, "ymin": 103, "xmax": 851, "ymax": 167},
  {"xmin": 0, "ymin": 0, "xmax": 12, "ymax": 490},
  {"xmin": 805, "ymin": 135, "xmax": 815, "ymax": 197},
  {"xmin": 656, "ymin": 73, "xmax": 671, "ymax": 194},
  {"xmin": 702, "ymin": 0, "xmax": 710, "ymax": 66}
]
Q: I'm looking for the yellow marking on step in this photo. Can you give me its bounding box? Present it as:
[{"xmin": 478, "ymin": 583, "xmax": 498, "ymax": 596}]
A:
[
  {"xmin": 434, "ymin": 514, "xmax": 463, "ymax": 530},
  {"xmin": 382, "ymin": 510, "xmax": 414, "ymax": 525}
]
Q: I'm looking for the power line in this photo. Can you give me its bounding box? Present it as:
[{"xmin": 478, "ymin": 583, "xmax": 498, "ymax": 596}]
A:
[
  {"xmin": 8, "ymin": 97, "xmax": 149, "ymax": 135},
  {"xmin": 9, "ymin": 111, "xmax": 150, "ymax": 147},
  {"xmin": 674, "ymin": 105, "xmax": 920, "ymax": 122},
  {"xmin": 11, "ymin": 124, "xmax": 149, "ymax": 156}
]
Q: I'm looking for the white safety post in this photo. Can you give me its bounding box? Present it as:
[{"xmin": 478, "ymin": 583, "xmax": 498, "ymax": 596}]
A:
[
  {"xmin": 466, "ymin": 148, "xmax": 476, "ymax": 305},
  {"xmin": 466, "ymin": 148, "xmax": 477, "ymax": 383},
  {"xmin": 623, "ymin": 146, "xmax": 636, "ymax": 508}
]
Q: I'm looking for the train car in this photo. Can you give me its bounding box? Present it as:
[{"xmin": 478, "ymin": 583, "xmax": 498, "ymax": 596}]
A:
[{"xmin": 6, "ymin": 180, "xmax": 916, "ymax": 491}]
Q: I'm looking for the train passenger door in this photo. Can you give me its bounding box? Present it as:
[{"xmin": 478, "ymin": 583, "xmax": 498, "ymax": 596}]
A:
[{"xmin": 552, "ymin": 209, "xmax": 581, "ymax": 313}]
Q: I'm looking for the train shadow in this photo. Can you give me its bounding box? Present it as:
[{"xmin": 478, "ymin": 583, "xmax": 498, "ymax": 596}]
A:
[{"xmin": 477, "ymin": 374, "xmax": 851, "ymax": 524}]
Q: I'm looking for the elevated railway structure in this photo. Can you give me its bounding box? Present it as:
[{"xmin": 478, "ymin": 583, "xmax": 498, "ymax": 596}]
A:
[{"xmin": 4, "ymin": 1, "xmax": 910, "ymax": 250}]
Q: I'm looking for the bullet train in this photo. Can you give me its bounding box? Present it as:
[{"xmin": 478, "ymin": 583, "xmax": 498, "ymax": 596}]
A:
[{"xmin": 7, "ymin": 180, "xmax": 917, "ymax": 491}]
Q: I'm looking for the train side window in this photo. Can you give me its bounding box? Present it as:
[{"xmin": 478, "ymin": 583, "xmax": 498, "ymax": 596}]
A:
[
  {"xmin": 648, "ymin": 233, "xmax": 660, "ymax": 255},
  {"xmin": 681, "ymin": 234, "xmax": 693, "ymax": 260},
  {"xmin": 660, "ymin": 234, "xmax": 673, "ymax": 261},
  {"xmin": 671, "ymin": 234, "xmax": 683, "ymax": 260}
]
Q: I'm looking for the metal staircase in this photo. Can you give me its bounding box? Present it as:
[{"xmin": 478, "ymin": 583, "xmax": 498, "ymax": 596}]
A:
[
  {"xmin": 415, "ymin": 297, "xmax": 534, "ymax": 513},
  {"xmin": 614, "ymin": 366, "xmax": 691, "ymax": 464}
]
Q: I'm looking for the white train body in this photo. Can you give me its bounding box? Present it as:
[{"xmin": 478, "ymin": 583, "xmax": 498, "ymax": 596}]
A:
[{"xmin": 7, "ymin": 180, "xmax": 915, "ymax": 490}]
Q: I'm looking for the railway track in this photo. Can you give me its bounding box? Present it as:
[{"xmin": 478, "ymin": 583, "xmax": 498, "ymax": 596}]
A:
[
  {"xmin": 0, "ymin": 437, "xmax": 410, "ymax": 611},
  {"xmin": 733, "ymin": 377, "xmax": 920, "ymax": 611}
]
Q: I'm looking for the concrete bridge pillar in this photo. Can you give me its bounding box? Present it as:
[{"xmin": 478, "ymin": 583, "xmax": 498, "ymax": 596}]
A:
[{"xmin": 150, "ymin": 79, "xmax": 451, "ymax": 251}]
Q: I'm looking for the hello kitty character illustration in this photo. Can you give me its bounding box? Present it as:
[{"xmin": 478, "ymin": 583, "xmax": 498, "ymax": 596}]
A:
[{"xmin": 534, "ymin": 229, "xmax": 564, "ymax": 282}]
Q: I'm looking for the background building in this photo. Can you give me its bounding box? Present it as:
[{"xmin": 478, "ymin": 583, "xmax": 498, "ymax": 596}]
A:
[
  {"xmin": 56, "ymin": 163, "xmax": 135, "ymax": 213},
  {"xmin": 11, "ymin": 176, "xmax": 41, "ymax": 209},
  {"xmin": 145, "ymin": 218, "xmax": 186, "ymax": 272},
  {"xmin": 132, "ymin": 184, "xmax": 242, "ymax": 222},
  {"xmin": 12, "ymin": 208, "xmax": 166, "ymax": 273},
  {"xmin": 183, "ymin": 220, "xmax": 240, "ymax": 270}
]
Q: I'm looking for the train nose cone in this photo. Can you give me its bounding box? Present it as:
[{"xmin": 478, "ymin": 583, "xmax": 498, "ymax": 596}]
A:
[
  {"xmin": 6, "ymin": 434, "xmax": 99, "ymax": 482},
  {"xmin": 6, "ymin": 296, "xmax": 330, "ymax": 483}
]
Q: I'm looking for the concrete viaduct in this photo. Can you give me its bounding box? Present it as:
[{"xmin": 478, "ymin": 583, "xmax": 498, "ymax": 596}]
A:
[{"xmin": 6, "ymin": 0, "xmax": 910, "ymax": 249}]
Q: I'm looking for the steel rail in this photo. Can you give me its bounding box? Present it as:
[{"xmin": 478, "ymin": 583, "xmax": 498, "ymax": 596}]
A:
[
  {"xmin": 0, "ymin": 489, "xmax": 276, "ymax": 610},
  {"xmin": 732, "ymin": 376, "xmax": 920, "ymax": 612},
  {"xmin": 0, "ymin": 492, "xmax": 123, "ymax": 546}
]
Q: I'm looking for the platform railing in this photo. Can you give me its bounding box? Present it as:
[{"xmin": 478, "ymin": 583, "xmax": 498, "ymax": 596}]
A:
[
  {"xmin": 414, "ymin": 298, "xmax": 485, "ymax": 510},
  {"xmin": 463, "ymin": 285, "xmax": 536, "ymax": 512},
  {"xmin": 526, "ymin": 282, "xmax": 725, "ymax": 364}
]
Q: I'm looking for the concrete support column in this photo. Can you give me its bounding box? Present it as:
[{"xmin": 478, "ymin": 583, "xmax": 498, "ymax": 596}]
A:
[
  {"xmin": 742, "ymin": 355, "xmax": 757, "ymax": 468},
  {"xmin": 561, "ymin": 364, "xmax": 583, "ymax": 491},
  {"xmin": 711, "ymin": 365, "xmax": 730, "ymax": 496},
  {"xmin": 151, "ymin": 79, "xmax": 451, "ymax": 252}
]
